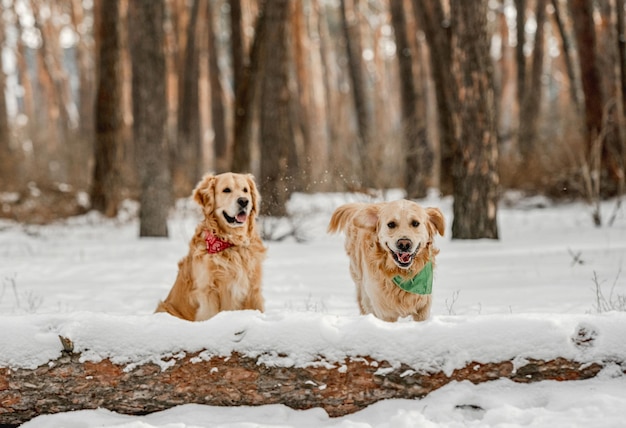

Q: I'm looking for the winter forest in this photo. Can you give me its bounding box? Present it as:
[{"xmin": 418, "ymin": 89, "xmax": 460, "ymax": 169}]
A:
[
  {"xmin": 0, "ymin": 0, "xmax": 624, "ymax": 237},
  {"xmin": 2, "ymin": 1, "xmax": 626, "ymax": 426}
]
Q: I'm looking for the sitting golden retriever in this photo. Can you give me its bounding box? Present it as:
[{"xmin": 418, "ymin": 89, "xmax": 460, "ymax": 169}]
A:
[
  {"xmin": 328, "ymin": 200, "xmax": 445, "ymax": 321},
  {"xmin": 156, "ymin": 172, "xmax": 266, "ymax": 321}
]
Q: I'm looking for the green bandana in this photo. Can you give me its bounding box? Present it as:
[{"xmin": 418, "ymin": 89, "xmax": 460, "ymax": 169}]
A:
[{"xmin": 392, "ymin": 261, "xmax": 433, "ymax": 295}]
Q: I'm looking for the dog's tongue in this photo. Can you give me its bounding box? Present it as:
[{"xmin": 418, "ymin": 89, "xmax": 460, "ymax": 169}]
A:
[
  {"xmin": 398, "ymin": 252, "xmax": 412, "ymax": 263},
  {"xmin": 236, "ymin": 212, "xmax": 248, "ymax": 223}
]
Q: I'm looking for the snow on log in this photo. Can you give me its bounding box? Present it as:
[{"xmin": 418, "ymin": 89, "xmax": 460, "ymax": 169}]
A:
[{"xmin": 1, "ymin": 311, "xmax": 625, "ymax": 425}]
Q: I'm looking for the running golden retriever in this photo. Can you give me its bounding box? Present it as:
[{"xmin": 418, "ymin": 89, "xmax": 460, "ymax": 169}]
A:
[
  {"xmin": 156, "ymin": 172, "xmax": 266, "ymax": 321},
  {"xmin": 328, "ymin": 200, "xmax": 445, "ymax": 321}
]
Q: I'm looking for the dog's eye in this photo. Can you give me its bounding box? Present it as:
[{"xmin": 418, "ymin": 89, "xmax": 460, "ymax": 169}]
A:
[
  {"xmin": 223, "ymin": 188, "xmax": 231, "ymax": 193},
  {"xmin": 243, "ymin": 187, "xmax": 249, "ymax": 193},
  {"xmin": 387, "ymin": 221, "xmax": 397, "ymax": 229},
  {"xmin": 411, "ymin": 220, "xmax": 420, "ymax": 227}
]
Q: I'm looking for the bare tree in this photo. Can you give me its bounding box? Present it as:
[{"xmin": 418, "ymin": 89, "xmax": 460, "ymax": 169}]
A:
[
  {"xmin": 412, "ymin": 0, "xmax": 455, "ymax": 194},
  {"xmin": 207, "ymin": 0, "xmax": 229, "ymax": 174},
  {"xmin": 259, "ymin": 0, "xmax": 294, "ymax": 217},
  {"xmin": 129, "ymin": 0, "xmax": 172, "ymax": 237},
  {"xmin": 0, "ymin": 12, "xmax": 17, "ymax": 191},
  {"xmin": 518, "ymin": 0, "xmax": 547, "ymax": 160},
  {"xmin": 570, "ymin": 0, "xmax": 625, "ymax": 202},
  {"xmin": 450, "ymin": 0, "xmax": 500, "ymax": 239},
  {"xmin": 174, "ymin": 0, "xmax": 202, "ymax": 194},
  {"xmin": 551, "ymin": 0, "xmax": 582, "ymax": 115},
  {"xmin": 390, "ymin": 0, "xmax": 431, "ymax": 199},
  {"xmin": 231, "ymin": 0, "xmax": 268, "ymax": 173},
  {"xmin": 340, "ymin": 0, "xmax": 372, "ymax": 187},
  {"xmin": 91, "ymin": 0, "xmax": 124, "ymax": 217}
]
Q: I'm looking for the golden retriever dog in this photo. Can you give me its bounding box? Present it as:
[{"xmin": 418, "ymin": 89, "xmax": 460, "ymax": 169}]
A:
[
  {"xmin": 156, "ymin": 172, "xmax": 266, "ymax": 321},
  {"xmin": 328, "ymin": 200, "xmax": 445, "ymax": 322}
]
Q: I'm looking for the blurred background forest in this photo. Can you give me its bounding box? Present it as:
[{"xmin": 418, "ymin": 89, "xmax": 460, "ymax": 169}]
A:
[{"xmin": 0, "ymin": 0, "xmax": 624, "ymax": 237}]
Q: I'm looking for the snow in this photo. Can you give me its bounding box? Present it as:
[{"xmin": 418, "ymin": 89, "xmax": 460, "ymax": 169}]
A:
[{"xmin": 2, "ymin": 192, "xmax": 626, "ymax": 428}]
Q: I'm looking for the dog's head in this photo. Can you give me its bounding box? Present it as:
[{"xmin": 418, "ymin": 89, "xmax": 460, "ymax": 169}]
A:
[
  {"xmin": 357, "ymin": 200, "xmax": 445, "ymax": 270},
  {"xmin": 193, "ymin": 172, "xmax": 260, "ymax": 234}
]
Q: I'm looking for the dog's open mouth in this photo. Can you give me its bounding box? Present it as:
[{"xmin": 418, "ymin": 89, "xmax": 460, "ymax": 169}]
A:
[
  {"xmin": 223, "ymin": 210, "xmax": 248, "ymax": 225},
  {"xmin": 388, "ymin": 244, "xmax": 419, "ymax": 268}
]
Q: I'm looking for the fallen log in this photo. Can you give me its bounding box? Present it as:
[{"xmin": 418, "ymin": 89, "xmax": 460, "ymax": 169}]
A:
[
  {"xmin": 2, "ymin": 311, "xmax": 625, "ymax": 426},
  {"xmin": 0, "ymin": 344, "xmax": 616, "ymax": 426}
]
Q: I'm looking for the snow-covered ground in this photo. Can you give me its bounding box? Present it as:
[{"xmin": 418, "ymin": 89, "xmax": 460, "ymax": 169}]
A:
[{"xmin": 1, "ymin": 191, "xmax": 626, "ymax": 428}]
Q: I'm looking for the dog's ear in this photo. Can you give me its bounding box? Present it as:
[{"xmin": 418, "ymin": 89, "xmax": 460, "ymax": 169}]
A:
[
  {"xmin": 354, "ymin": 204, "xmax": 380, "ymax": 231},
  {"xmin": 193, "ymin": 174, "xmax": 216, "ymax": 210},
  {"xmin": 246, "ymin": 174, "xmax": 260, "ymax": 217},
  {"xmin": 426, "ymin": 207, "xmax": 445, "ymax": 237}
]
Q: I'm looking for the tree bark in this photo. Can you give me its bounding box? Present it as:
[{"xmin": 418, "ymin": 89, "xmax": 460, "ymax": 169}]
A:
[
  {"xmin": 174, "ymin": 0, "xmax": 202, "ymax": 195},
  {"xmin": 91, "ymin": 0, "xmax": 125, "ymax": 217},
  {"xmin": 231, "ymin": 0, "xmax": 268, "ymax": 173},
  {"xmin": 570, "ymin": 0, "xmax": 625, "ymax": 199},
  {"xmin": 390, "ymin": 0, "xmax": 431, "ymax": 199},
  {"xmin": 340, "ymin": 0, "xmax": 372, "ymax": 187},
  {"xmin": 129, "ymin": 0, "xmax": 172, "ymax": 238},
  {"xmin": 0, "ymin": 349, "xmax": 614, "ymax": 427},
  {"xmin": 259, "ymin": 0, "xmax": 293, "ymax": 217},
  {"xmin": 207, "ymin": 0, "xmax": 229, "ymax": 174},
  {"xmin": 450, "ymin": 0, "xmax": 500, "ymax": 239},
  {"xmin": 0, "ymin": 13, "xmax": 16, "ymax": 191},
  {"xmin": 518, "ymin": 0, "xmax": 547, "ymax": 160},
  {"xmin": 412, "ymin": 0, "xmax": 455, "ymax": 195},
  {"xmin": 551, "ymin": 0, "xmax": 582, "ymax": 115}
]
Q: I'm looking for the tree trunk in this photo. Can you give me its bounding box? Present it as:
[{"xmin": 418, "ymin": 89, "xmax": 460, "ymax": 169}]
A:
[
  {"xmin": 412, "ymin": 0, "xmax": 455, "ymax": 195},
  {"xmin": 518, "ymin": 0, "xmax": 547, "ymax": 160},
  {"xmin": 231, "ymin": 0, "xmax": 268, "ymax": 173},
  {"xmin": 0, "ymin": 13, "xmax": 16, "ymax": 191},
  {"xmin": 174, "ymin": 0, "xmax": 202, "ymax": 195},
  {"xmin": 340, "ymin": 0, "xmax": 372, "ymax": 188},
  {"xmin": 571, "ymin": 0, "xmax": 625, "ymax": 200},
  {"xmin": 618, "ymin": 0, "xmax": 626, "ymax": 115},
  {"xmin": 550, "ymin": 0, "xmax": 582, "ymax": 115},
  {"xmin": 91, "ymin": 0, "xmax": 124, "ymax": 217},
  {"xmin": 292, "ymin": 0, "xmax": 330, "ymax": 192},
  {"xmin": 0, "ymin": 349, "xmax": 613, "ymax": 427},
  {"xmin": 514, "ymin": 0, "xmax": 526, "ymax": 101},
  {"xmin": 69, "ymin": 0, "xmax": 96, "ymax": 185},
  {"xmin": 390, "ymin": 0, "xmax": 431, "ymax": 199},
  {"xmin": 207, "ymin": 0, "xmax": 229, "ymax": 174},
  {"xmin": 259, "ymin": 0, "xmax": 293, "ymax": 217},
  {"xmin": 129, "ymin": 0, "xmax": 172, "ymax": 238},
  {"xmin": 450, "ymin": 0, "xmax": 500, "ymax": 239}
]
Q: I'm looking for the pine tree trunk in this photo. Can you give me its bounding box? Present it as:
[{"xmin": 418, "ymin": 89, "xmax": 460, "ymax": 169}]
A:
[
  {"xmin": 129, "ymin": 0, "xmax": 172, "ymax": 238},
  {"xmin": 0, "ymin": 14, "xmax": 16, "ymax": 191},
  {"xmin": 91, "ymin": 0, "xmax": 124, "ymax": 217},
  {"xmin": 207, "ymin": 0, "xmax": 229, "ymax": 174},
  {"xmin": 518, "ymin": 0, "xmax": 547, "ymax": 160},
  {"xmin": 259, "ymin": 0, "xmax": 292, "ymax": 217},
  {"xmin": 412, "ymin": 0, "xmax": 455, "ymax": 195},
  {"xmin": 570, "ymin": 0, "xmax": 625, "ymax": 199},
  {"xmin": 231, "ymin": 1, "xmax": 267, "ymax": 173},
  {"xmin": 390, "ymin": 0, "xmax": 431, "ymax": 199},
  {"xmin": 450, "ymin": 0, "xmax": 500, "ymax": 239},
  {"xmin": 340, "ymin": 0, "xmax": 372, "ymax": 187},
  {"xmin": 174, "ymin": 0, "xmax": 202, "ymax": 195}
]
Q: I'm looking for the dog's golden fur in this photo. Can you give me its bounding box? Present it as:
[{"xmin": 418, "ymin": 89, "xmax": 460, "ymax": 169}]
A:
[
  {"xmin": 156, "ymin": 172, "xmax": 266, "ymax": 321},
  {"xmin": 328, "ymin": 200, "xmax": 445, "ymax": 321}
]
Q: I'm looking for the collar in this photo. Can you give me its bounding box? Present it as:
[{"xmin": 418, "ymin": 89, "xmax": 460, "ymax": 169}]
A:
[
  {"xmin": 392, "ymin": 261, "xmax": 433, "ymax": 295},
  {"xmin": 204, "ymin": 230, "xmax": 234, "ymax": 253}
]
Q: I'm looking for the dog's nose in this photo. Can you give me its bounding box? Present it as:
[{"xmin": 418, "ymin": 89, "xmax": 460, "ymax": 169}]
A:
[
  {"xmin": 396, "ymin": 238, "xmax": 412, "ymax": 252},
  {"xmin": 237, "ymin": 197, "xmax": 249, "ymax": 208}
]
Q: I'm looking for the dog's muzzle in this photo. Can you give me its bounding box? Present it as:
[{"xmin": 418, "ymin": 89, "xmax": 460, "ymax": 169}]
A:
[{"xmin": 388, "ymin": 239, "xmax": 419, "ymax": 268}]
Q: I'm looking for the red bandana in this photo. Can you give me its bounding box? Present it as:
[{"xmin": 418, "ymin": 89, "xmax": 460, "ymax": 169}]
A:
[{"xmin": 204, "ymin": 230, "xmax": 234, "ymax": 253}]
